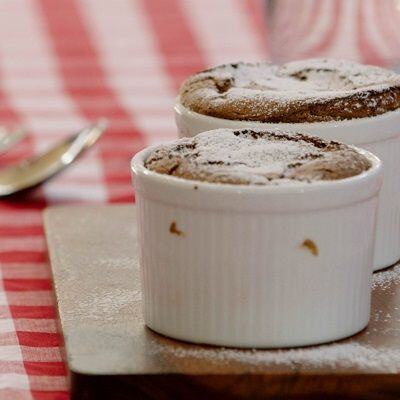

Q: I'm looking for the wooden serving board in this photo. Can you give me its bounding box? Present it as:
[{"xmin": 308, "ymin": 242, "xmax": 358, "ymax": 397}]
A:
[{"xmin": 44, "ymin": 205, "xmax": 400, "ymax": 400}]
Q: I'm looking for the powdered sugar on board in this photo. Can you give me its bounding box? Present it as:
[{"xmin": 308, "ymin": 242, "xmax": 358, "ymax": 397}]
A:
[
  {"xmin": 146, "ymin": 263, "xmax": 400, "ymax": 373},
  {"xmin": 372, "ymin": 263, "xmax": 400, "ymax": 290},
  {"xmin": 46, "ymin": 205, "xmax": 400, "ymax": 376},
  {"xmin": 149, "ymin": 341, "xmax": 400, "ymax": 373}
]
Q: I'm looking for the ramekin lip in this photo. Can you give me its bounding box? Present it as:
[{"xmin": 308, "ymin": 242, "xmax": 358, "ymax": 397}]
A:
[
  {"xmin": 175, "ymin": 97, "xmax": 400, "ymax": 143},
  {"xmin": 131, "ymin": 141, "xmax": 382, "ymax": 196}
]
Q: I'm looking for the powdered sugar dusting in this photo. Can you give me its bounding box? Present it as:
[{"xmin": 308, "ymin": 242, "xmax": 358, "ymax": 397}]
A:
[
  {"xmin": 149, "ymin": 341, "xmax": 400, "ymax": 372},
  {"xmin": 372, "ymin": 263, "xmax": 400, "ymax": 290},
  {"xmin": 145, "ymin": 129, "xmax": 371, "ymax": 185},
  {"xmin": 207, "ymin": 59, "xmax": 400, "ymax": 101},
  {"xmin": 281, "ymin": 59, "xmax": 400, "ymax": 92},
  {"xmin": 180, "ymin": 59, "xmax": 400, "ymax": 123},
  {"xmin": 67, "ymin": 288, "xmax": 142, "ymax": 322}
]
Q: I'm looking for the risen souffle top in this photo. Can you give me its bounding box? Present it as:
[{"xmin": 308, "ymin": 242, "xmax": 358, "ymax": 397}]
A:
[
  {"xmin": 144, "ymin": 129, "xmax": 371, "ymax": 185},
  {"xmin": 179, "ymin": 59, "xmax": 400, "ymax": 123}
]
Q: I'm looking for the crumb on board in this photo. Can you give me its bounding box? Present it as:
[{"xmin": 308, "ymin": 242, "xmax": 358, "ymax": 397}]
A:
[
  {"xmin": 169, "ymin": 221, "xmax": 184, "ymax": 236},
  {"xmin": 301, "ymin": 239, "xmax": 318, "ymax": 256}
]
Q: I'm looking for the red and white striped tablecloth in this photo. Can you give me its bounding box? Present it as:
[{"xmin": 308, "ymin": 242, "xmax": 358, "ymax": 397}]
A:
[{"xmin": 0, "ymin": 0, "xmax": 399, "ymax": 398}]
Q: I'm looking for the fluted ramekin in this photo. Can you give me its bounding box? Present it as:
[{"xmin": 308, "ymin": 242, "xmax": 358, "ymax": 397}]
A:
[
  {"xmin": 175, "ymin": 100, "xmax": 400, "ymax": 270},
  {"xmin": 131, "ymin": 142, "xmax": 383, "ymax": 348}
]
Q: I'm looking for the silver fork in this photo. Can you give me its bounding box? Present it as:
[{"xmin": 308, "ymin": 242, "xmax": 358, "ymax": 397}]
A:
[
  {"xmin": 0, "ymin": 120, "xmax": 107, "ymax": 197},
  {"xmin": 0, "ymin": 127, "xmax": 26, "ymax": 154}
]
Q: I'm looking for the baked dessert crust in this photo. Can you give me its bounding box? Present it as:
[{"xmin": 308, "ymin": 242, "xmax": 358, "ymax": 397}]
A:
[
  {"xmin": 144, "ymin": 129, "xmax": 371, "ymax": 185},
  {"xmin": 179, "ymin": 59, "xmax": 400, "ymax": 123}
]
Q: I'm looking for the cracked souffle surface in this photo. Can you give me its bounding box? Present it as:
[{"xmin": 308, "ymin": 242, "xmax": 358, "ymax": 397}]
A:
[
  {"xmin": 144, "ymin": 129, "xmax": 371, "ymax": 185},
  {"xmin": 179, "ymin": 59, "xmax": 400, "ymax": 123}
]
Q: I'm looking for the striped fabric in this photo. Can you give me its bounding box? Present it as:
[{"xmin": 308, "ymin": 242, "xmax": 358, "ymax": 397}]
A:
[
  {"xmin": 0, "ymin": 0, "xmax": 266, "ymax": 398},
  {"xmin": 0, "ymin": 0, "xmax": 398, "ymax": 398}
]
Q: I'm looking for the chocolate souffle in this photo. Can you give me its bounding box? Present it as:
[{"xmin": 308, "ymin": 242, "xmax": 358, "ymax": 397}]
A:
[
  {"xmin": 179, "ymin": 59, "xmax": 400, "ymax": 123},
  {"xmin": 145, "ymin": 129, "xmax": 371, "ymax": 185}
]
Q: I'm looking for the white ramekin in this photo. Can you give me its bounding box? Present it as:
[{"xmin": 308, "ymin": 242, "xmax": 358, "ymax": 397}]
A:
[
  {"xmin": 131, "ymin": 144, "xmax": 383, "ymax": 348},
  {"xmin": 175, "ymin": 100, "xmax": 400, "ymax": 271}
]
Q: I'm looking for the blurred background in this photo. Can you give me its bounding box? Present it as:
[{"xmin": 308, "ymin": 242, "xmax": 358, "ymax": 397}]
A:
[
  {"xmin": 0, "ymin": 0, "xmax": 268, "ymax": 205},
  {"xmin": 0, "ymin": 1, "xmax": 400, "ymax": 397},
  {"xmin": 268, "ymin": 0, "xmax": 400, "ymax": 68},
  {"xmin": 1, "ymin": 0, "xmax": 400, "ymax": 204}
]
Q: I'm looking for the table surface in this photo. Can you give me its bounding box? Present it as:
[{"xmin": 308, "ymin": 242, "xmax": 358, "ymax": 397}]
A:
[
  {"xmin": 0, "ymin": 0, "xmax": 399, "ymax": 398},
  {"xmin": 44, "ymin": 205, "xmax": 400, "ymax": 400}
]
